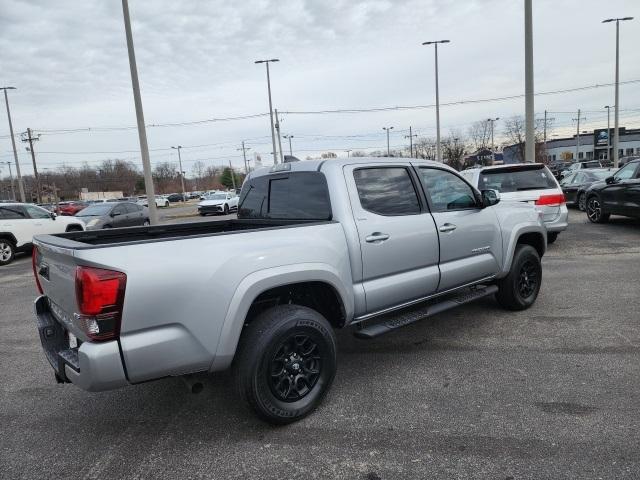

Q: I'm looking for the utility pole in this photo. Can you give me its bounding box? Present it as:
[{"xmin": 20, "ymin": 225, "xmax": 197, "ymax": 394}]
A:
[
  {"xmin": 487, "ymin": 117, "xmax": 500, "ymax": 154},
  {"xmin": 122, "ymin": 0, "xmax": 158, "ymax": 225},
  {"xmin": 345, "ymin": 150, "xmax": 352, "ymax": 158},
  {"xmin": 237, "ymin": 141, "xmax": 251, "ymax": 174},
  {"xmin": 1, "ymin": 87, "xmax": 25, "ymax": 202},
  {"xmin": 171, "ymin": 146, "xmax": 186, "ymax": 198},
  {"xmin": 274, "ymin": 109, "xmax": 284, "ymax": 164},
  {"xmin": 422, "ymin": 40, "xmax": 450, "ymax": 162},
  {"xmin": 524, "ymin": 0, "xmax": 535, "ymax": 163},
  {"xmin": 283, "ymin": 134, "xmax": 294, "ymax": 156},
  {"xmin": 573, "ymin": 109, "xmax": 582, "ymax": 161},
  {"xmin": 383, "ymin": 127, "xmax": 394, "ymax": 156},
  {"xmin": 255, "ymin": 58, "xmax": 280, "ymax": 165},
  {"xmin": 21, "ymin": 128, "xmax": 41, "ymax": 203},
  {"xmin": 602, "ymin": 17, "xmax": 633, "ymax": 168},
  {"xmin": 228, "ymin": 160, "xmax": 237, "ymax": 191},
  {"xmin": 604, "ymin": 105, "xmax": 611, "ymax": 161},
  {"xmin": 2, "ymin": 161, "xmax": 15, "ymax": 200},
  {"xmin": 405, "ymin": 126, "xmax": 418, "ymax": 158}
]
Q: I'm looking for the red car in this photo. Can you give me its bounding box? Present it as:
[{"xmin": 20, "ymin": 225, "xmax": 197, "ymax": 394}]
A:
[{"xmin": 55, "ymin": 201, "xmax": 88, "ymax": 216}]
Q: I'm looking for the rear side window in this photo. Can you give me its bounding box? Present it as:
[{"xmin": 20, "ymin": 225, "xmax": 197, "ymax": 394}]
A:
[
  {"xmin": 238, "ymin": 172, "xmax": 332, "ymax": 220},
  {"xmin": 353, "ymin": 167, "xmax": 420, "ymax": 216},
  {"xmin": 0, "ymin": 206, "xmax": 27, "ymax": 219},
  {"xmin": 480, "ymin": 166, "xmax": 557, "ymax": 193}
]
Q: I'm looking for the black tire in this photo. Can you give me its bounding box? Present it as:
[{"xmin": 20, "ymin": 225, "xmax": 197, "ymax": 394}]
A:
[
  {"xmin": 586, "ymin": 195, "xmax": 609, "ymax": 223},
  {"xmin": 0, "ymin": 238, "xmax": 16, "ymax": 266},
  {"xmin": 547, "ymin": 232, "xmax": 558, "ymax": 244},
  {"xmin": 495, "ymin": 244, "xmax": 542, "ymax": 311},
  {"xmin": 65, "ymin": 224, "xmax": 83, "ymax": 232},
  {"xmin": 577, "ymin": 192, "xmax": 586, "ymax": 212},
  {"xmin": 223, "ymin": 204, "xmax": 229, "ymax": 215},
  {"xmin": 233, "ymin": 304, "xmax": 337, "ymax": 425},
  {"xmin": 143, "ymin": 219, "xmax": 150, "ymax": 226},
  {"xmin": 199, "ymin": 213, "xmax": 206, "ymax": 217},
  {"xmin": 103, "ymin": 224, "xmax": 113, "ymax": 229}
]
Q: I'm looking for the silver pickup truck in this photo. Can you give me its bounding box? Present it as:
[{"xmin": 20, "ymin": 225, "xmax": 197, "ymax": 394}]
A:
[{"xmin": 32, "ymin": 158, "xmax": 547, "ymax": 424}]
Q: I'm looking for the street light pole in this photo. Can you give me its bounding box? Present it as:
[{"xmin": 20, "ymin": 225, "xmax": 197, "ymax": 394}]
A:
[
  {"xmin": 121, "ymin": 0, "xmax": 158, "ymax": 225},
  {"xmin": 524, "ymin": 0, "xmax": 535, "ymax": 163},
  {"xmin": 1, "ymin": 87, "xmax": 25, "ymax": 202},
  {"xmin": 383, "ymin": 127, "xmax": 394, "ymax": 156},
  {"xmin": 237, "ymin": 141, "xmax": 251, "ymax": 174},
  {"xmin": 487, "ymin": 118, "xmax": 500, "ymax": 153},
  {"xmin": 255, "ymin": 59, "xmax": 280, "ymax": 165},
  {"xmin": 422, "ymin": 40, "xmax": 450, "ymax": 162},
  {"xmin": 283, "ymin": 135, "xmax": 294, "ymax": 156},
  {"xmin": 604, "ymin": 105, "xmax": 611, "ymax": 161},
  {"xmin": 171, "ymin": 146, "xmax": 186, "ymax": 198}
]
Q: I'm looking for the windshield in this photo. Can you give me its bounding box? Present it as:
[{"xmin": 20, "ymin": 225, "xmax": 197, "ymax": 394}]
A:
[
  {"xmin": 76, "ymin": 204, "xmax": 112, "ymax": 216},
  {"xmin": 480, "ymin": 166, "xmax": 557, "ymax": 193},
  {"xmin": 205, "ymin": 194, "xmax": 228, "ymax": 200}
]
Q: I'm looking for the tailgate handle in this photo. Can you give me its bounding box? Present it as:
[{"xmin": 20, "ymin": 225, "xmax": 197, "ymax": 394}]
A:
[{"xmin": 38, "ymin": 264, "xmax": 50, "ymax": 280}]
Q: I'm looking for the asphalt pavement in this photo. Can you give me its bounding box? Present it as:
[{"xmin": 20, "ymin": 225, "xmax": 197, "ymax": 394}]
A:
[{"xmin": 1, "ymin": 210, "xmax": 639, "ymax": 479}]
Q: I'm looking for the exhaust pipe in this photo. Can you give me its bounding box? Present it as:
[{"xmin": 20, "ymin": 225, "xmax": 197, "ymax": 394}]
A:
[{"xmin": 181, "ymin": 374, "xmax": 204, "ymax": 394}]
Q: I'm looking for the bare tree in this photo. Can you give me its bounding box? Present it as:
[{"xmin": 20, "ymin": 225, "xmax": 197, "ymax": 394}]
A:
[
  {"xmin": 414, "ymin": 137, "xmax": 437, "ymax": 160},
  {"xmin": 350, "ymin": 151, "xmax": 368, "ymax": 157},
  {"xmin": 442, "ymin": 132, "xmax": 467, "ymax": 171},
  {"xmin": 503, "ymin": 115, "xmax": 547, "ymax": 163},
  {"xmin": 468, "ymin": 120, "xmax": 491, "ymax": 151}
]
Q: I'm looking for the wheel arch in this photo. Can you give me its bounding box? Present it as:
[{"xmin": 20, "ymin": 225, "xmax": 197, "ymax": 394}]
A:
[
  {"xmin": 210, "ymin": 264, "xmax": 353, "ymax": 372},
  {"xmin": 0, "ymin": 232, "xmax": 18, "ymax": 245},
  {"xmin": 500, "ymin": 226, "xmax": 545, "ymax": 276}
]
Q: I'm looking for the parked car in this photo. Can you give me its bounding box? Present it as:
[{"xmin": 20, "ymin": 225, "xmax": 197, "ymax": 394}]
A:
[
  {"xmin": 0, "ymin": 203, "xmax": 84, "ymax": 266},
  {"xmin": 548, "ymin": 160, "xmax": 572, "ymax": 179},
  {"xmin": 37, "ymin": 203, "xmax": 56, "ymax": 212},
  {"xmin": 198, "ymin": 191, "xmax": 239, "ymax": 215},
  {"xmin": 31, "ymin": 157, "xmax": 547, "ymax": 423},
  {"xmin": 187, "ymin": 192, "xmax": 201, "ymax": 200},
  {"xmin": 167, "ymin": 193, "xmax": 187, "ymax": 203},
  {"xmin": 559, "ymin": 160, "xmax": 603, "ymax": 179},
  {"xmin": 619, "ymin": 155, "xmax": 640, "ymax": 168},
  {"xmin": 74, "ymin": 202, "xmax": 150, "ymax": 230},
  {"xmin": 55, "ymin": 201, "xmax": 88, "ymax": 216},
  {"xmin": 137, "ymin": 195, "xmax": 169, "ymax": 208},
  {"xmin": 585, "ymin": 158, "xmax": 640, "ymax": 223},
  {"xmin": 460, "ymin": 163, "xmax": 568, "ymax": 244},
  {"xmin": 560, "ymin": 168, "xmax": 615, "ymax": 211}
]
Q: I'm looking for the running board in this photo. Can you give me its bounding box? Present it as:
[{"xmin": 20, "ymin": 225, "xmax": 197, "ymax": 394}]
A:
[{"xmin": 353, "ymin": 285, "xmax": 499, "ymax": 339}]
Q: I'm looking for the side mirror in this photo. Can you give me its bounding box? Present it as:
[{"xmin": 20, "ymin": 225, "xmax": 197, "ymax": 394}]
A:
[
  {"xmin": 481, "ymin": 189, "xmax": 500, "ymax": 207},
  {"xmin": 605, "ymin": 176, "xmax": 615, "ymax": 185},
  {"xmin": 50, "ymin": 212, "xmax": 56, "ymax": 220}
]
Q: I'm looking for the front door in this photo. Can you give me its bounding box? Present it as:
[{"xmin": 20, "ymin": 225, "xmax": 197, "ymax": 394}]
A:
[
  {"xmin": 345, "ymin": 164, "xmax": 440, "ymax": 313},
  {"xmin": 600, "ymin": 162, "xmax": 638, "ymax": 214},
  {"xmin": 415, "ymin": 166, "xmax": 502, "ymax": 292}
]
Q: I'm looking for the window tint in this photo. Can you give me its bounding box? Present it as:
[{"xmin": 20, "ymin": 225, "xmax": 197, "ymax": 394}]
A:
[
  {"xmin": 353, "ymin": 167, "xmax": 420, "ymax": 216},
  {"xmin": 0, "ymin": 206, "xmax": 27, "ymax": 219},
  {"xmin": 238, "ymin": 172, "xmax": 332, "ymax": 220},
  {"xmin": 112, "ymin": 205, "xmax": 126, "ymax": 215},
  {"xmin": 479, "ymin": 166, "xmax": 557, "ymax": 193},
  {"xmin": 123, "ymin": 203, "xmax": 139, "ymax": 213},
  {"xmin": 614, "ymin": 162, "xmax": 637, "ymax": 181},
  {"xmin": 572, "ymin": 173, "xmax": 584, "ymax": 184},
  {"xmin": 24, "ymin": 205, "xmax": 52, "ymax": 219},
  {"xmin": 419, "ymin": 168, "xmax": 478, "ymax": 211}
]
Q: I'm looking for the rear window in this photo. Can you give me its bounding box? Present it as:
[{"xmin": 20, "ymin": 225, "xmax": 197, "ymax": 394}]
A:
[
  {"xmin": 238, "ymin": 171, "xmax": 332, "ymax": 220},
  {"xmin": 479, "ymin": 166, "xmax": 557, "ymax": 193}
]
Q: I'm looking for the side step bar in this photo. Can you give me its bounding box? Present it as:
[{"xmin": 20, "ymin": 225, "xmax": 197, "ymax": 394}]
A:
[{"xmin": 354, "ymin": 285, "xmax": 499, "ymax": 339}]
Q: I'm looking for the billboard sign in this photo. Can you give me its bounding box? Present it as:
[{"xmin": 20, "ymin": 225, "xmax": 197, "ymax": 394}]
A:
[{"xmin": 594, "ymin": 128, "xmax": 610, "ymax": 147}]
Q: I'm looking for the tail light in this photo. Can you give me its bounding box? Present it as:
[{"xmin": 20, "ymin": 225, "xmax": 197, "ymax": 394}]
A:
[
  {"xmin": 32, "ymin": 246, "xmax": 43, "ymax": 294},
  {"xmin": 535, "ymin": 194, "xmax": 565, "ymax": 206},
  {"xmin": 75, "ymin": 266, "xmax": 126, "ymax": 341}
]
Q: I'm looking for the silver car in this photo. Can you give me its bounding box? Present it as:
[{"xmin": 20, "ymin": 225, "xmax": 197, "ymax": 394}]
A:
[
  {"xmin": 460, "ymin": 163, "xmax": 568, "ymax": 243},
  {"xmin": 74, "ymin": 202, "xmax": 150, "ymax": 230}
]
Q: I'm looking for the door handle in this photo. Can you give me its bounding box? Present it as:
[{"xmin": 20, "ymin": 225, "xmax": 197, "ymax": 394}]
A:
[
  {"xmin": 365, "ymin": 232, "xmax": 390, "ymax": 243},
  {"xmin": 439, "ymin": 223, "xmax": 457, "ymax": 233}
]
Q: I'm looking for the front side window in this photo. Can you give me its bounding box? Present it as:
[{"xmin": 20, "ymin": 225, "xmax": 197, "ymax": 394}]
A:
[
  {"xmin": 353, "ymin": 167, "xmax": 420, "ymax": 216},
  {"xmin": 24, "ymin": 205, "xmax": 51, "ymax": 219},
  {"xmin": 418, "ymin": 168, "xmax": 478, "ymax": 212},
  {"xmin": 614, "ymin": 162, "xmax": 637, "ymax": 181}
]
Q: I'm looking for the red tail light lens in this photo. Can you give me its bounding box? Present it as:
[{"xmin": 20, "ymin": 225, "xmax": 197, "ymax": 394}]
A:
[
  {"xmin": 75, "ymin": 266, "xmax": 126, "ymax": 341},
  {"xmin": 535, "ymin": 194, "xmax": 566, "ymax": 206},
  {"xmin": 32, "ymin": 246, "xmax": 43, "ymax": 294}
]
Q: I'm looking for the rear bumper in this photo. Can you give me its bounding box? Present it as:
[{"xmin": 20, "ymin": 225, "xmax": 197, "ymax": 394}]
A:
[
  {"xmin": 544, "ymin": 205, "xmax": 569, "ymax": 233},
  {"xmin": 34, "ymin": 296, "xmax": 129, "ymax": 392}
]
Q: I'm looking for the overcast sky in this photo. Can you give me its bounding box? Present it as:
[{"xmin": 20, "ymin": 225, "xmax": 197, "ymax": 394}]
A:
[{"xmin": 1, "ymin": 0, "xmax": 639, "ymax": 176}]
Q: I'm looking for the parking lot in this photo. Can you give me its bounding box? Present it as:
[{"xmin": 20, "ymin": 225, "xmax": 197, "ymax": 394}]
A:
[{"xmin": 1, "ymin": 209, "xmax": 639, "ymax": 479}]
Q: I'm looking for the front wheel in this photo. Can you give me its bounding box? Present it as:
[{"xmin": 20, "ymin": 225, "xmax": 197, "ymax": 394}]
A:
[
  {"xmin": 223, "ymin": 204, "xmax": 229, "ymax": 215},
  {"xmin": 495, "ymin": 244, "xmax": 542, "ymax": 311},
  {"xmin": 586, "ymin": 196, "xmax": 609, "ymax": 223},
  {"xmin": 143, "ymin": 219, "xmax": 150, "ymax": 226},
  {"xmin": 547, "ymin": 232, "xmax": 558, "ymax": 244},
  {"xmin": 0, "ymin": 239, "xmax": 16, "ymax": 266},
  {"xmin": 233, "ymin": 305, "xmax": 337, "ymax": 425}
]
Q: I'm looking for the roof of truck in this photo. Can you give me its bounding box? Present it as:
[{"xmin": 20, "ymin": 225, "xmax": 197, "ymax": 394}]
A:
[{"xmin": 250, "ymin": 157, "xmax": 449, "ymax": 178}]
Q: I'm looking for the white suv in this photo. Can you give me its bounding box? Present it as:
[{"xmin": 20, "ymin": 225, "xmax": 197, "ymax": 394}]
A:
[{"xmin": 0, "ymin": 203, "xmax": 85, "ymax": 265}]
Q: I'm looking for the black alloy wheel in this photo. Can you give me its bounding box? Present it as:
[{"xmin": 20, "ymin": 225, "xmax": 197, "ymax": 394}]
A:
[
  {"xmin": 577, "ymin": 193, "xmax": 586, "ymax": 211},
  {"xmin": 269, "ymin": 334, "xmax": 322, "ymax": 402},
  {"xmin": 586, "ymin": 196, "xmax": 609, "ymax": 223},
  {"xmin": 517, "ymin": 260, "xmax": 538, "ymax": 300}
]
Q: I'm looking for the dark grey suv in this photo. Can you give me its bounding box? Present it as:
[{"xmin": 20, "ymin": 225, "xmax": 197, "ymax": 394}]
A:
[{"xmin": 75, "ymin": 202, "xmax": 150, "ymax": 230}]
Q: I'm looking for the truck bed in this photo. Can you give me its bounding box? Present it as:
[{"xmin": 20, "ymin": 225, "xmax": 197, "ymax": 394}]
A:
[{"xmin": 36, "ymin": 218, "xmax": 331, "ymax": 248}]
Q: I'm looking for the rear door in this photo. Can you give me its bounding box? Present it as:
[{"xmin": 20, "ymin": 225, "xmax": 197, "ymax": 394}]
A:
[
  {"xmin": 345, "ymin": 164, "xmax": 440, "ymax": 313},
  {"xmin": 560, "ymin": 172, "xmax": 580, "ymax": 203},
  {"xmin": 415, "ymin": 166, "xmax": 502, "ymax": 292},
  {"xmin": 123, "ymin": 203, "xmax": 142, "ymax": 226},
  {"xmin": 111, "ymin": 204, "xmax": 128, "ymax": 228}
]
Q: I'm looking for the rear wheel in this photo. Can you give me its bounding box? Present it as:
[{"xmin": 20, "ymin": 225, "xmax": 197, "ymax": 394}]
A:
[
  {"xmin": 65, "ymin": 225, "xmax": 83, "ymax": 232},
  {"xmin": 233, "ymin": 305, "xmax": 337, "ymax": 425},
  {"xmin": 586, "ymin": 196, "xmax": 609, "ymax": 223},
  {"xmin": 495, "ymin": 244, "xmax": 542, "ymax": 311},
  {"xmin": 577, "ymin": 192, "xmax": 586, "ymax": 211},
  {"xmin": 0, "ymin": 239, "xmax": 15, "ymax": 266}
]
